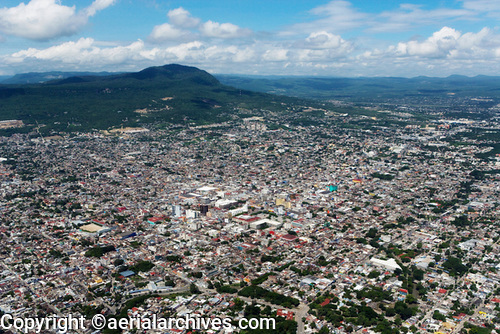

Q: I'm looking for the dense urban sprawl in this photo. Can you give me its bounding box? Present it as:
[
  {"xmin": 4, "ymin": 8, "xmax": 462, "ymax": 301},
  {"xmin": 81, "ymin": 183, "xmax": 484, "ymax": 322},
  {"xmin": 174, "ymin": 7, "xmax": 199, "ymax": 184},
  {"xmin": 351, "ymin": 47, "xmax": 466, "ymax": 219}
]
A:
[{"xmin": 0, "ymin": 110, "xmax": 499, "ymax": 334}]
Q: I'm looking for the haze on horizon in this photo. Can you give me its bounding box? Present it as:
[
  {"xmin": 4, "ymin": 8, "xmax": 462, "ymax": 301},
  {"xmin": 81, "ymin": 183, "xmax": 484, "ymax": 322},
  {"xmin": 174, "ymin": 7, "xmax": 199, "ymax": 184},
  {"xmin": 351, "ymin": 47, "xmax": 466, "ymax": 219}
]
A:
[{"xmin": 1, "ymin": 0, "xmax": 500, "ymax": 78}]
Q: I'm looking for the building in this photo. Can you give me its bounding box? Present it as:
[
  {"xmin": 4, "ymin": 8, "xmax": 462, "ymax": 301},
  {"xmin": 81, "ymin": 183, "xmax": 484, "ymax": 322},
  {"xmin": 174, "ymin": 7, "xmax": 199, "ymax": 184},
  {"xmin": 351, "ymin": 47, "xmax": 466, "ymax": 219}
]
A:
[{"xmin": 369, "ymin": 258, "xmax": 402, "ymax": 272}]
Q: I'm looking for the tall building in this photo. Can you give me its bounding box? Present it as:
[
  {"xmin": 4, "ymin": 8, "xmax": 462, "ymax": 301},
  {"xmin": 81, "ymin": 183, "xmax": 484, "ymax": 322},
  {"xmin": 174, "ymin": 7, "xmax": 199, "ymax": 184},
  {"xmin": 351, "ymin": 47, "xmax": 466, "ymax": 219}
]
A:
[
  {"xmin": 186, "ymin": 209, "xmax": 199, "ymax": 219},
  {"xmin": 200, "ymin": 205, "xmax": 209, "ymax": 216},
  {"xmin": 172, "ymin": 205, "xmax": 182, "ymax": 217}
]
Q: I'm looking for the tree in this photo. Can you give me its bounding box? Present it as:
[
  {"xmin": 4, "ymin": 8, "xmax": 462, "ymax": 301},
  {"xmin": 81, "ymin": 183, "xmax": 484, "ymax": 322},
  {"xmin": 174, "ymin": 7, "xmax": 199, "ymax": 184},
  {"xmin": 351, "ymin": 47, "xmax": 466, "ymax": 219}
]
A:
[
  {"xmin": 356, "ymin": 237, "xmax": 367, "ymax": 244},
  {"xmin": 164, "ymin": 277, "xmax": 176, "ymax": 287},
  {"xmin": 189, "ymin": 283, "xmax": 200, "ymax": 294},
  {"xmin": 244, "ymin": 304, "xmax": 260, "ymax": 317},
  {"xmin": 433, "ymin": 310, "xmax": 446, "ymax": 321},
  {"xmin": 129, "ymin": 260, "xmax": 154, "ymax": 273},
  {"xmin": 318, "ymin": 325, "xmax": 330, "ymax": 334},
  {"xmin": 413, "ymin": 268, "xmax": 424, "ymax": 281},
  {"xmin": 405, "ymin": 295, "xmax": 417, "ymax": 305},
  {"xmin": 190, "ymin": 271, "xmax": 203, "ymax": 278},
  {"xmin": 442, "ymin": 257, "xmax": 468, "ymax": 276},
  {"xmin": 85, "ymin": 245, "xmax": 115, "ymax": 258},
  {"xmin": 394, "ymin": 301, "xmax": 415, "ymax": 320},
  {"xmin": 113, "ymin": 258, "xmax": 124, "ymax": 266},
  {"xmin": 386, "ymin": 308, "xmax": 396, "ymax": 317},
  {"xmin": 366, "ymin": 228, "xmax": 378, "ymax": 238}
]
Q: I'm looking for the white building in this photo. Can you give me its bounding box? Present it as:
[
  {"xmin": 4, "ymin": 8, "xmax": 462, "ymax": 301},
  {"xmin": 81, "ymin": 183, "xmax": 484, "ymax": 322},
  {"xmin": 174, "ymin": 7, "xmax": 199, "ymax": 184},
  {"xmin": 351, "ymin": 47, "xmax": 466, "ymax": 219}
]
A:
[{"xmin": 369, "ymin": 258, "xmax": 402, "ymax": 272}]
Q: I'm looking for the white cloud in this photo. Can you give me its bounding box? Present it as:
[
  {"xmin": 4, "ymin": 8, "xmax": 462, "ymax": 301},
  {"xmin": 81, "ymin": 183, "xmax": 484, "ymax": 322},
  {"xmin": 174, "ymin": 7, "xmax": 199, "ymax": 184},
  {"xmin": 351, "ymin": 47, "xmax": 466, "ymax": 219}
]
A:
[
  {"xmin": 5, "ymin": 0, "xmax": 500, "ymax": 78},
  {"xmin": 167, "ymin": 7, "xmax": 200, "ymax": 28},
  {"xmin": 163, "ymin": 41, "xmax": 204, "ymax": 61},
  {"xmin": 388, "ymin": 26, "xmax": 498, "ymax": 59},
  {"xmin": 0, "ymin": 0, "xmax": 115, "ymax": 41},
  {"xmin": 84, "ymin": 0, "xmax": 116, "ymax": 16},
  {"xmin": 278, "ymin": 31, "xmax": 355, "ymax": 63},
  {"xmin": 308, "ymin": 1, "xmax": 368, "ymax": 32},
  {"xmin": 232, "ymin": 47, "xmax": 256, "ymax": 63},
  {"xmin": 1, "ymin": 37, "xmax": 270, "ymax": 73},
  {"xmin": 393, "ymin": 27, "xmax": 461, "ymax": 57},
  {"xmin": 302, "ymin": 31, "xmax": 351, "ymax": 50},
  {"xmin": 11, "ymin": 37, "xmax": 95, "ymax": 61},
  {"xmin": 200, "ymin": 20, "xmax": 251, "ymax": 39},
  {"xmin": 344, "ymin": 26, "xmax": 500, "ymax": 77},
  {"xmin": 461, "ymin": 0, "xmax": 500, "ymax": 12},
  {"xmin": 6, "ymin": 36, "xmax": 254, "ymax": 70},
  {"xmin": 149, "ymin": 23, "xmax": 189, "ymax": 42},
  {"xmin": 203, "ymin": 45, "xmax": 255, "ymax": 63},
  {"xmin": 149, "ymin": 7, "xmax": 252, "ymax": 44},
  {"xmin": 97, "ymin": 40, "xmax": 147, "ymax": 63},
  {"xmin": 372, "ymin": 4, "xmax": 472, "ymax": 33},
  {"xmin": 283, "ymin": 1, "xmax": 368, "ymax": 36},
  {"xmin": 262, "ymin": 49, "xmax": 288, "ymax": 62},
  {"xmin": 5, "ymin": 30, "xmax": 500, "ymax": 77},
  {"xmin": 284, "ymin": 0, "xmax": 479, "ymax": 37},
  {"xmin": 5, "ymin": 38, "xmax": 152, "ymax": 69}
]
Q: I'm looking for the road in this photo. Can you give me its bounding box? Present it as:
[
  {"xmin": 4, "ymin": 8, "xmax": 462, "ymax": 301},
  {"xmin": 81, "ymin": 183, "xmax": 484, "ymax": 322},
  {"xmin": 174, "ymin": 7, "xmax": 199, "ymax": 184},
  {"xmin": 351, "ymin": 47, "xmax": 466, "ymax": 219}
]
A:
[
  {"xmin": 452, "ymin": 298, "xmax": 485, "ymax": 334},
  {"xmin": 295, "ymin": 303, "xmax": 310, "ymax": 334}
]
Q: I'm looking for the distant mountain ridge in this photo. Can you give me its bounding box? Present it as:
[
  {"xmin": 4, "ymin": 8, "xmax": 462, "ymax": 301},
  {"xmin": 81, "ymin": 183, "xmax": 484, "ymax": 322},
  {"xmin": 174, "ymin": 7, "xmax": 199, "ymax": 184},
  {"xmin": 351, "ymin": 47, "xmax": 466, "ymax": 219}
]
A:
[
  {"xmin": 1, "ymin": 71, "xmax": 118, "ymax": 84},
  {"xmin": 43, "ymin": 64, "xmax": 220, "ymax": 86},
  {"xmin": 6, "ymin": 68, "xmax": 500, "ymax": 86},
  {"xmin": 2, "ymin": 64, "xmax": 500, "ymax": 135},
  {"xmin": 216, "ymin": 74, "xmax": 500, "ymax": 101},
  {"xmin": 5, "ymin": 69, "xmax": 500, "ymax": 95}
]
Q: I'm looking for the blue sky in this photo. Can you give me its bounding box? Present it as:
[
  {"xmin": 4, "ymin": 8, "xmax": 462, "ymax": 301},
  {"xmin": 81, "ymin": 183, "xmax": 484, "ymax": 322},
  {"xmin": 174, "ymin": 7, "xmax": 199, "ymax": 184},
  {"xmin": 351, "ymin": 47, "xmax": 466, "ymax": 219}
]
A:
[{"xmin": 1, "ymin": 0, "xmax": 500, "ymax": 77}]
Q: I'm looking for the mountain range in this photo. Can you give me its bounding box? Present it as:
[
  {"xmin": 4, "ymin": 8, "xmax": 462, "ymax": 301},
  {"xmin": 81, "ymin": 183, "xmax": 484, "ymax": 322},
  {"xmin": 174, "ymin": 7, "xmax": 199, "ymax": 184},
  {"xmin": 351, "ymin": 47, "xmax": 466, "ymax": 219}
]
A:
[
  {"xmin": 216, "ymin": 74, "xmax": 500, "ymax": 101},
  {"xmin": 2, "ymin": 64, "xmax": 500, "ymax": 135},
  {"xmin": 4, "ymin": 70, "xmax": 500, "ymax": 102},
  {"xmin": 1, "ymin": 71, "xmax": 117, "ymax": 85}
]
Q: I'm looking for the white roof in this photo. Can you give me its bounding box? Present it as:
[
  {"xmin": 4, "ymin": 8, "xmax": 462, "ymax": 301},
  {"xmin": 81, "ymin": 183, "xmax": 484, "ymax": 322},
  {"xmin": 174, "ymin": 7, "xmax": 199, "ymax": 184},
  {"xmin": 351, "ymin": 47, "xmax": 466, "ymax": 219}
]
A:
[
  {"xmin": 369, "ymin": 258, "xmax": 401, "ymax": 271},
  {"xmin": 197, "ymin": 186, "xmax": 218, "ymax": 192}
]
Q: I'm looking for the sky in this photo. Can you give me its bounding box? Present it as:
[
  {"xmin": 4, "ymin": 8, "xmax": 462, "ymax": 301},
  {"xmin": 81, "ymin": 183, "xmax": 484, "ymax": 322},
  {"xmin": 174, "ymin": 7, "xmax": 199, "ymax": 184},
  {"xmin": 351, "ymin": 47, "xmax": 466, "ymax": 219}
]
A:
[{"xmin": 1, "ymin": 0, "xmax": 500, "ymax": 77}]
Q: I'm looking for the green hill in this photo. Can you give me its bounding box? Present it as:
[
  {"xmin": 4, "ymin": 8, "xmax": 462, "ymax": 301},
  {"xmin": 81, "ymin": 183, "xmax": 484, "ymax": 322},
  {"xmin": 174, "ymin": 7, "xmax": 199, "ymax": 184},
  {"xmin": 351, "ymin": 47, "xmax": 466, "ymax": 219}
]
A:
[{"xmin": 0, "ymin": 64, "xmax": 294, "ymax": 134}]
